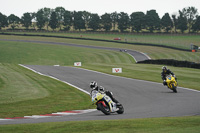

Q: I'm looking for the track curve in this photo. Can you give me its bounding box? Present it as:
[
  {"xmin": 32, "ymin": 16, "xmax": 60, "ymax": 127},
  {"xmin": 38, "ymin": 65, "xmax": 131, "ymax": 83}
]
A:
[
  {"xmin": 1, "ymin": 65, "xmax": 199, "ymax": 125},
  {"xmin": 0, "ymin": 39, "xmax": 150, "ymax": 62}
]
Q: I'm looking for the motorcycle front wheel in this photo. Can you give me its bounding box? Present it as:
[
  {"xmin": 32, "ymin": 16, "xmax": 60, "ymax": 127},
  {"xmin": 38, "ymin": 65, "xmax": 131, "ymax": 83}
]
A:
[
  {"xmin": 172, "ymin": 84, "xmax": 177, "ymax": 93},
  {"xmin": 117, "ymin": 104, "xmax": 124, "ymax": 114},
  {"xmin": 97, "ymin": 102, "xmax": 111, "ymax": 115}
]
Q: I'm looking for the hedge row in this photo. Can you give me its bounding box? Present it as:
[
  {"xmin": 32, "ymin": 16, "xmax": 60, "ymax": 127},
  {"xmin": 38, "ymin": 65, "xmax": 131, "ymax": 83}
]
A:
[{"xmin": 138, "ymin": 59, "xmax": 200, "ymax": 69}]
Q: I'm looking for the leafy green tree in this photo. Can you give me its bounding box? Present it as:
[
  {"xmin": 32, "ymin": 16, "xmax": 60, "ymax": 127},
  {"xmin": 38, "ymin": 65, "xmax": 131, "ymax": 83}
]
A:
[
  {"xmin": 145, "ymin": 10, "xmax": 160, "ymax": 32},
  {"xmin": 118, "ymin": 12, "xmax": 129, "ymax": 32},
  {"xmin": 130, "ymin": 12, "xmax": 145, "ymax": 32},
  {"xmin": 63, "ymin": 10, "xmax": 72, "ymax": 31},
  {"xmin": 21, "ymin": 12, "xmax": 32, "ymax": 29},
  {"xmin": 82, "ymin": 11, "xmax": 91, "ymax": 30},
  {"xmin": 0, "ymin": 12, "xmax": 8, "ymax": 29},
  {"xmin": 101, "ymin": 13, "xmax": 112, "ymax": 31},
  {"xmin": 36, "ymin": 9, "xmax": 46, "ymax": 30},
  {"xmin": 182, "ymin": 6, "xmax": 198, "ymax": 33},
  {"xmin": 161, "ymin": 13, "xmax": 173, "ymax": 33},
  {"xmin": 177, "ymin": 10, "xmax": 188, "ymax": 33},
  {"xmin": 88, "ymin": 13, "xmax": 100, "ymax": 31},
  {"xmin": 55, "ymin": 7, "xmax": 65, "ymax": 30},
  {"xmin": 7, "ymin": 14, "xmax": 20, "ymax": 30},
  {"xmin": 111, "ymin": 12, "xmax": 118, "ymax": 31},
  {"xmin": 172, "ymin": 15, "xmax": 178, "ymax": 33},
  {"xmin": 43, "ymin": 8, "xmax": 52, "ymax": 30},
  {"xmin": 191, "ymin": 16, "xmax": 200, "ymax": 32},
  {"xmin": 30, "ymin": 12, "xmax": 37, "ymax": 30},
  {"xmin": 49, "ymin": 12, "xmax": 58, "ymax": 31},
  {"xmin": 73, "ymin": 11, "xmax": 86, "ymax": 31}
]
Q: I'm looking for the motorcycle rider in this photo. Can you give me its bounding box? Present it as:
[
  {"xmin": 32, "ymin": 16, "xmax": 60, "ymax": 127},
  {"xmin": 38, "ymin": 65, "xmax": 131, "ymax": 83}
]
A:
[
  {"xmin": 161, "ymin": 66, "xmax": 176, "ymax": 86},
  {"xmin": 90, "ymin": 81, "xmax": 120, "ymax": 105}
]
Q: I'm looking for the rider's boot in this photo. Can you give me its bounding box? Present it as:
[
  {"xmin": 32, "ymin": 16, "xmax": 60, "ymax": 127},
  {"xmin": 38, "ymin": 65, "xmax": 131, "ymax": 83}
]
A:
[
  {"xmin": 112, "ymin": 103, "xmax": 119, "ymax": 112},
  {"xmin": 163, "ymin": 81, "xmax": 167, "ymax": 86}
]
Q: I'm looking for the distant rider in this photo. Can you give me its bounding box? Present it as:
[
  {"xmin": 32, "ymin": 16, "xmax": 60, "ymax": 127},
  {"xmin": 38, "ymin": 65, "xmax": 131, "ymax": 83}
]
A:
[
  {"xmin": 90, "ymin": 81, "xmax": 120, "ymax": 105},
  {"xmin": 161, "ymin": 66, "xmax": 176, "ymax": 86}
]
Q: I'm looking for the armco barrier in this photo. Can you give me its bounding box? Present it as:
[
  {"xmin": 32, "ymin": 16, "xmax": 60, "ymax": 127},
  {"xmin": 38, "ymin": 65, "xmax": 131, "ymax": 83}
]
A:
[{"xmin": 137, "ymin": 59, "xmax": 200, "ymax": 69}]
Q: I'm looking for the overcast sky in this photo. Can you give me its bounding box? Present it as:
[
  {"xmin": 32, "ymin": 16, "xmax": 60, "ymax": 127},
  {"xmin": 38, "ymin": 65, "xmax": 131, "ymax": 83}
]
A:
[{"xmin": 0, "ymin": 0, "xmax": 199, "ymax": 18}]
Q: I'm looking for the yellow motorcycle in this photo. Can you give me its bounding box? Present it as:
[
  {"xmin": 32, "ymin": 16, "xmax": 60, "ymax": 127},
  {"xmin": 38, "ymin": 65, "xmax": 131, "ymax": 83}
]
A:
[
  {"xmin": 91, "ymin": 90, "xmax": 124, "ymax": 115},
  {"xmin": 166, "ymin": 75, "xmax": 178, "ymax": 93}
]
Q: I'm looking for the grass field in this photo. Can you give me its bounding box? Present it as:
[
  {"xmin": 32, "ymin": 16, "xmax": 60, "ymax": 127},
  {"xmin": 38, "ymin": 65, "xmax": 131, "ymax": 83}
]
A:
[
  {"xmin": 3, "ymin": 32, "xmax": 200, "ymax": 49},
  {"xmin": 1, "ymin": 34, "xmax": 200, "ymax": 63},
  {"xmin": 0, "ymin": 33, "xmax": 200, "ymax": 132}
]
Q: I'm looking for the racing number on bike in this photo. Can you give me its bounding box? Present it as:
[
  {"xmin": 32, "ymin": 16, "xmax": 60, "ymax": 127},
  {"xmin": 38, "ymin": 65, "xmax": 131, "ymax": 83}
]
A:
[{"xmin": 104, "ymin": 95, "xmax": 111, "ymax": 102}]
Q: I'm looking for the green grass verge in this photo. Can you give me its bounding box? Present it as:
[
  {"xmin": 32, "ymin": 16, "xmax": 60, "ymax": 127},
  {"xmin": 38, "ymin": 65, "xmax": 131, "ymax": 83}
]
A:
[
  {"xmin": 83, "ymin": 63, "xmax": 200, "ymax": 91},
  {"xmin": 0, "ymin": 40, "xmax": 135, "ymax": 65},
  {"xmin": 0, "ymin": 64, "xmax": 49, "ymax": 104},
  {"xmin": 0, "ymin": 116, "xmax": 200, "ymax": 133},
  {"xmin": 0, "ymin": 63, "xmax": 93, "ymax": 118}
]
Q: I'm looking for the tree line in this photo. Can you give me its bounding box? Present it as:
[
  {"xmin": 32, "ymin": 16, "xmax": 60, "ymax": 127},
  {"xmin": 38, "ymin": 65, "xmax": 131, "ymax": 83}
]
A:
[{"xmin": 0, "ymin": 6, "xmax": 200, "ymax": 33}]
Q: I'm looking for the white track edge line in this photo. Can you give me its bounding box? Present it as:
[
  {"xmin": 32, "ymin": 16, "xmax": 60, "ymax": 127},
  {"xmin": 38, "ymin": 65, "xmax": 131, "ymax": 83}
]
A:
[
  {"xmin": 19, "ymin": 64, "xmax": 90, "ymax": 95},
  {"xmin": 19, "ymin": 64, "xmax": 200, "ymax": 93}
]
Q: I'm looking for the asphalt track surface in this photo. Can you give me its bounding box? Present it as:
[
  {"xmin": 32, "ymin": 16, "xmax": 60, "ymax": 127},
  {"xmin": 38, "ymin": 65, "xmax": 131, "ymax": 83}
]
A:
[{"xmin": 0, "ymin": 65, "xmax": 200, "ymax": 125}]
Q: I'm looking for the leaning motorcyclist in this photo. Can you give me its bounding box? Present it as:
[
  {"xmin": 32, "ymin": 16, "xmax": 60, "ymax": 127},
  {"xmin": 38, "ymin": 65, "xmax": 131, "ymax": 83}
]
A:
[
  {"xmin": 90, "ymin": 81, "xmax": 120, "ymax": 105},
  {"xmin": 161, "ymin": 66, "xmax": 176, "ymax": 86}
]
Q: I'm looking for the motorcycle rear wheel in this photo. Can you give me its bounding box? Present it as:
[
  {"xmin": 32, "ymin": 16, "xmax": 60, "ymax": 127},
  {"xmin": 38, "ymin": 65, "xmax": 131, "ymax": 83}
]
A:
[{"xmin": 97, "ymin": 102, "xmax": 111, "ymax": 115}]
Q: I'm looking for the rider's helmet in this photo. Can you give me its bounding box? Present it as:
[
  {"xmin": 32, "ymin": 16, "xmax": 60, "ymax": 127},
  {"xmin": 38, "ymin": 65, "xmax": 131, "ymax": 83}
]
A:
[
  {"xmin": 162, "ymin": 66, "xmax": 167, "ymax": 72},
  {"xmin": 90, "ymin": 81, "xmax": 97, "ymax": 89},
  {"xmin": 99, "ymin": 86, "xmax": 105, "ymax": 92}
]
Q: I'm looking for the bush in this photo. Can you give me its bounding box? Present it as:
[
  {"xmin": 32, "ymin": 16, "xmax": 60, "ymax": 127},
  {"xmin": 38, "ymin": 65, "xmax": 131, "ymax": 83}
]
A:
[{"xmin": 138, "ymin": 59, "xmax": 200, "ymax": 69}]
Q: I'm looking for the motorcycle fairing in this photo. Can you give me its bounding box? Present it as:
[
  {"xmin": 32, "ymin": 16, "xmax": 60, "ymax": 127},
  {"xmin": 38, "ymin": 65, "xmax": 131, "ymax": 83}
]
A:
[
  {"xmin": 92, "ymin": 91, "xmax": 117, "ymax": 113},
  {"xmin": 166, "ymin": 75, "xmax": 177, "ymax": 89}
]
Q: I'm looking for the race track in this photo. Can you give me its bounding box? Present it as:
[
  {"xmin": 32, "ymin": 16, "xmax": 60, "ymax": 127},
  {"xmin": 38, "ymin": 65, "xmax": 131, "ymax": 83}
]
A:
[
  {"xmin": 0, "ymin": 39, "xmax": 199, "ymax": 125},
  {"xmin": 1, "ymin": 65, "xmax": 199, "ymax": 125}
]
